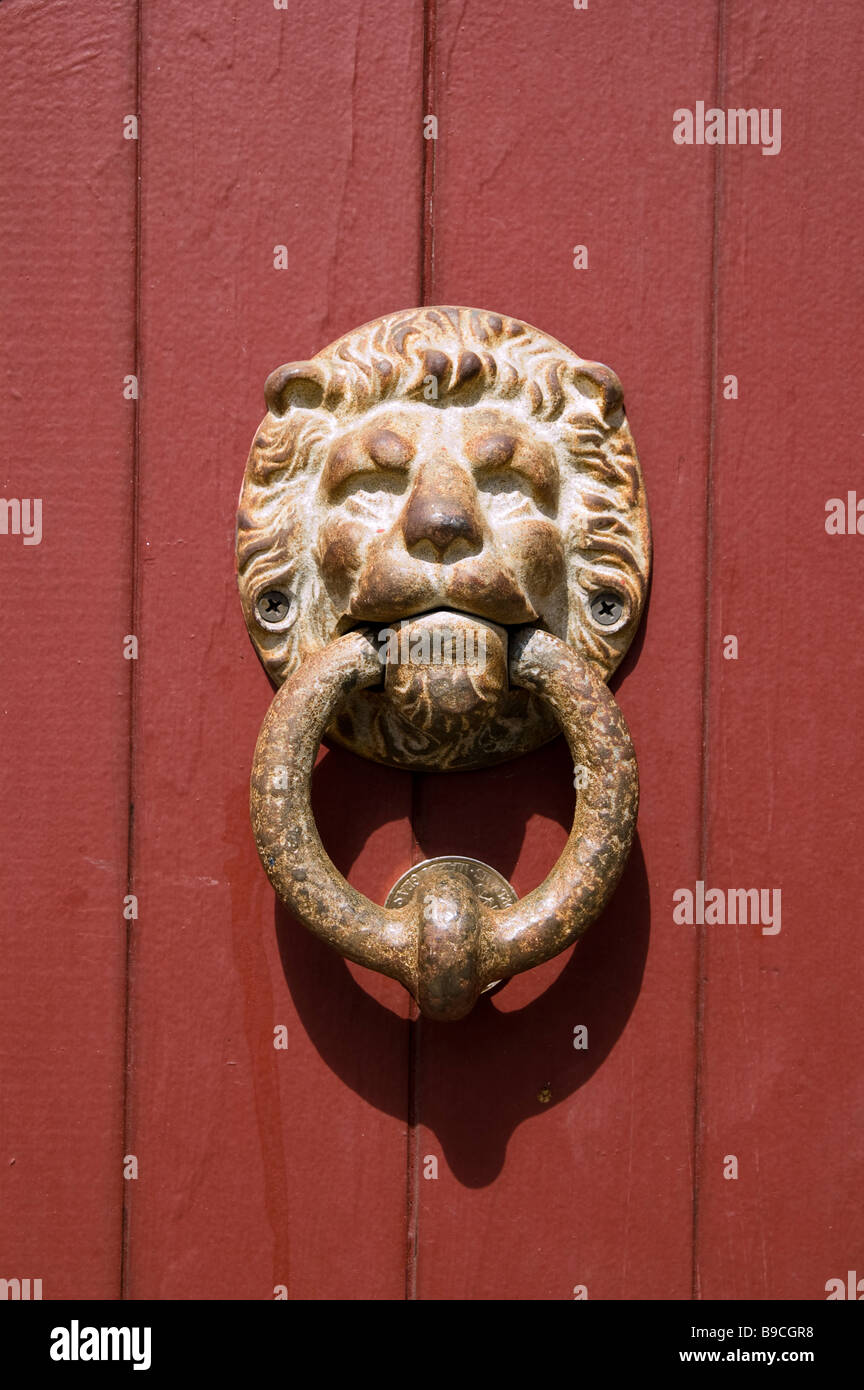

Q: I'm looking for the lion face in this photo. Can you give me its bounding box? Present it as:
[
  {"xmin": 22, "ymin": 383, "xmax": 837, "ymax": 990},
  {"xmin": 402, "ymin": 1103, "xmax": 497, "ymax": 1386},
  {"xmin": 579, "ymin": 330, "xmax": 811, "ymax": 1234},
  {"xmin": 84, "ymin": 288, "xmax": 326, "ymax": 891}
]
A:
[
  {"xmin": 237, "ymin": 307, "xmax": 650, "ymax": 769},
  {"xmin": 315, "ymin": 403, "xmax": 565, "ymax": 636}
]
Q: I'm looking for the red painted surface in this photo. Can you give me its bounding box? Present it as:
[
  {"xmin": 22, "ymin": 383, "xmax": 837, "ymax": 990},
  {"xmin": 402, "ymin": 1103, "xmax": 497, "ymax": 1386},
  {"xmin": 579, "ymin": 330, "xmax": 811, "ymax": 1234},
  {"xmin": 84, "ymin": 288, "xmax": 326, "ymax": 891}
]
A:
[
  {"xmin": 0, "ymin": 0, "xmax": 861, "ymax": 1302},
  {"xmin": 0, "ymin": 1, "xmax": 137, "ymax": 1298},
  {"xmin": 696, "ymin": 0, "xmax": 864, "ymax": 1300}
]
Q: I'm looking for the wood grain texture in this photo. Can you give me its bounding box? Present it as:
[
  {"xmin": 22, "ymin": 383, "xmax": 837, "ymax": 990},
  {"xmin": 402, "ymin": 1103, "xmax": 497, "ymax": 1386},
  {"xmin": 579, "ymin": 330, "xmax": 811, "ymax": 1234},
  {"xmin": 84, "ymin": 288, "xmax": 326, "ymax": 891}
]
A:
[
  {"xmin": 696, "ymin": 0, "xmax": 864, "ymax": 1300},
  {"xmin": 0, "ymin": 0, "xmax": 137, "ymax": 1298},
  {"xmin": 411, "ymin": 0, "xmax": 719, "ymax": 1300},
  {"xmin": 2, "ymin": 0, "xmax": 862, "ymax": 1304},
  {"xmin": 125, "ymin": 0, "xmax": 423, "ymax": 1300}
]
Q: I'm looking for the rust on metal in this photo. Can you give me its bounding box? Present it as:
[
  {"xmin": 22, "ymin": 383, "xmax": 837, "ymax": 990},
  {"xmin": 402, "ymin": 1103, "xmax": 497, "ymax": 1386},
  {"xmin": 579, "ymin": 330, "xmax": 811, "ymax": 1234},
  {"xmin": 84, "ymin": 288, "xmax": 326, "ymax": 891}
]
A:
[
  {"xmin": 250, "ymin": 623, "xmax": 639, "ymax": 1021},
  {"xmin": 240, "ymin": 307, "xmax": 650, "ymax": 1020}
]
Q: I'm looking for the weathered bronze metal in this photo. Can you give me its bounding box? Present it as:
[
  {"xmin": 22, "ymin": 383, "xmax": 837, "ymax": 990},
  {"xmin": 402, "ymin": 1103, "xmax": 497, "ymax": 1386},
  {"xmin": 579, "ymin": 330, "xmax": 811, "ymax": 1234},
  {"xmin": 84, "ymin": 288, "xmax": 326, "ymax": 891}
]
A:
[{"xmin": 238, "ymin": 307, "xmax": 650, "ymax": 1020}]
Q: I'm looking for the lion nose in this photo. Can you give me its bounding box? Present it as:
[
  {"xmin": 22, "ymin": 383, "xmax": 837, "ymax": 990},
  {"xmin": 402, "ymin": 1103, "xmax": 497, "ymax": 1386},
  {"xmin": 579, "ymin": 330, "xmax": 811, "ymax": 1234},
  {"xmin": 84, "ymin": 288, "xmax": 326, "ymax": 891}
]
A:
[{"xmin": 401, "ymin": 459, "xmax": 483, "ymax": 559}]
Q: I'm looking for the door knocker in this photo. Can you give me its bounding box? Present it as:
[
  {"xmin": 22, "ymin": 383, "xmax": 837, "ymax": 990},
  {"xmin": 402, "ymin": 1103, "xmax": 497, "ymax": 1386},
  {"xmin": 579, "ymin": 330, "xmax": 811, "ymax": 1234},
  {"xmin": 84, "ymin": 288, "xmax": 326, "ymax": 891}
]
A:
[{"xmin": 237, "ymin": 307, "xmax": 650, "ymax": 1019}]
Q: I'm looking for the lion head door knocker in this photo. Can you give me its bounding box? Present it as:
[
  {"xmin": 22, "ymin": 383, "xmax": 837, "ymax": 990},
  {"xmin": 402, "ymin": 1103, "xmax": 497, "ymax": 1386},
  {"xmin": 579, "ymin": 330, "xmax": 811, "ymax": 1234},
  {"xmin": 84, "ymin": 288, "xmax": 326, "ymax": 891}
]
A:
[{"xmin": 237, "ymin": 307, "xmax": 650, "ymax": 1020}]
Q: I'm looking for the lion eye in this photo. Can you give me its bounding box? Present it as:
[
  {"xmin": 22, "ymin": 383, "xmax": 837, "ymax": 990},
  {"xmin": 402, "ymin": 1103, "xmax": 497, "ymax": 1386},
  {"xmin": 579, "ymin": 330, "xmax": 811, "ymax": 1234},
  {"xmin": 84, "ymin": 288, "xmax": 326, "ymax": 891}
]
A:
[
  {"xmin": 470, "ymin": 432, "xmax": 517, "ymax": 467},
  {"xmin": 338, "ymin": 472, "xmax": 406, "ymax": 520},
  {"xmin": 366, "ymin": 429, "xmax": 414, "ymax": 468},
  {"xmin": 476, "ymin": 473, "xmax": 538, "ymax": 519}
]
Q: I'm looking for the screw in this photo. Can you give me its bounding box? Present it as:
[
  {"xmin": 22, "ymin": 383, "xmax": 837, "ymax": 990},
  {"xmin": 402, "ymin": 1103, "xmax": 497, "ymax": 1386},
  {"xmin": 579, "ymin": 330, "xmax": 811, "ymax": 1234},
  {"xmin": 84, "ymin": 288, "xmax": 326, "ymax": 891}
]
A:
[
  {"xmin": 257, "ymin": 590, "xmax": 291, "ymax": 624},
  {"xmin": 590, "ymin": 591, "xmax": 624, "ymax": 626}
]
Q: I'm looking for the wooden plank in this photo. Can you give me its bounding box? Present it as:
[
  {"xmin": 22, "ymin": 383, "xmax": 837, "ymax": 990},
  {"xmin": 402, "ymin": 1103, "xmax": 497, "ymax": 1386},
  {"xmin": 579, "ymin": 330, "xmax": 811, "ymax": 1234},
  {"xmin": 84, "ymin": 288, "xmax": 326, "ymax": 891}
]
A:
[
  {"xmin": 0, "ymin": 1, "xmax": 137, "ymax": 1298},
  {"xmin": 696, "ymin": 0, "xmax": 864, "ymax": 1300},
  {"xmin": 126, "ymin": 0, "xmax": 424, "ymax": 1299},
  {"xmin": 412, "ymin": 0, "xmax": 719, "ymax": 1299}
]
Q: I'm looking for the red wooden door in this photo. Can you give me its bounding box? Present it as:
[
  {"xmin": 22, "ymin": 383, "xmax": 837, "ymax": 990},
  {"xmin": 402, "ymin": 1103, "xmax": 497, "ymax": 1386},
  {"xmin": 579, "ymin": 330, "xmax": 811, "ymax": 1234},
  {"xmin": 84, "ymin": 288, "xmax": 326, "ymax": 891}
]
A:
[{"xmin": 1, "ymin": 0, "xmax": 862, "ymax": 1304}]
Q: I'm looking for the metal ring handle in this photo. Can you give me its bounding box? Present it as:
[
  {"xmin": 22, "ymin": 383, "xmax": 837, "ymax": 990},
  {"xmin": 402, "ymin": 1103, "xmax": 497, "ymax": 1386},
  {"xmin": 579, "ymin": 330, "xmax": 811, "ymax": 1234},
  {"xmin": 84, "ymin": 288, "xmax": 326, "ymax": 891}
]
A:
[{"xmin": 250, "ymin": 626, "xmax": 639, "ymax": 1020}]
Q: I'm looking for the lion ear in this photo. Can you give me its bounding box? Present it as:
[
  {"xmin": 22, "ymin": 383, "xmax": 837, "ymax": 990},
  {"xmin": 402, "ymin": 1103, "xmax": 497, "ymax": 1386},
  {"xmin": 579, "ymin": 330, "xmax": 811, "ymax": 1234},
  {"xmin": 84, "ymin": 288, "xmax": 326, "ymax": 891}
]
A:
[
  {"xmin": 574, "ymin": 361, "xmax": 625, "ymax": 422},
  {"xmin": 264, "ymin": 361, "xmax": 329, "ymax": 416}
]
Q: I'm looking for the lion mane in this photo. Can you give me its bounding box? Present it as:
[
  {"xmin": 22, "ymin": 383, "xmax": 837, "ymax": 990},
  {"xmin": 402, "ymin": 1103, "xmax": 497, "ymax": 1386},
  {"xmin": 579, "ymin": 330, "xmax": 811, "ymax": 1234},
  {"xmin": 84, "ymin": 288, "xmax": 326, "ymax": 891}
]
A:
[{"xmin": 236, "ymin": 305, "xmax": 650, "ymax": 688}]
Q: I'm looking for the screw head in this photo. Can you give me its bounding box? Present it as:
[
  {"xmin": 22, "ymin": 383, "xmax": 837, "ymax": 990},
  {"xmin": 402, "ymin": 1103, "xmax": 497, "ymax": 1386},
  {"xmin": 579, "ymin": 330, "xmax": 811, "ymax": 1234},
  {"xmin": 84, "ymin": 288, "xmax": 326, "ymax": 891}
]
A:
[
  {"xmin": 256, "ymin": 590, "xmax": 291, "ymax": 625},
  {"xmin": 590, "ymin": 590, "xmax": 624, "ymax": 627}
]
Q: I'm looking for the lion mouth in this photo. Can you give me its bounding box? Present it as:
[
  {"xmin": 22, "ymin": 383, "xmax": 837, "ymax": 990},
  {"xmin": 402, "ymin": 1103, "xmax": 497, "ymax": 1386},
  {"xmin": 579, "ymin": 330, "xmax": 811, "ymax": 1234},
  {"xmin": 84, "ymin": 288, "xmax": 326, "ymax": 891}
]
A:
[{"xmin": 339, "ymin": 605, "xmax": 543, "ymax": 640}]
